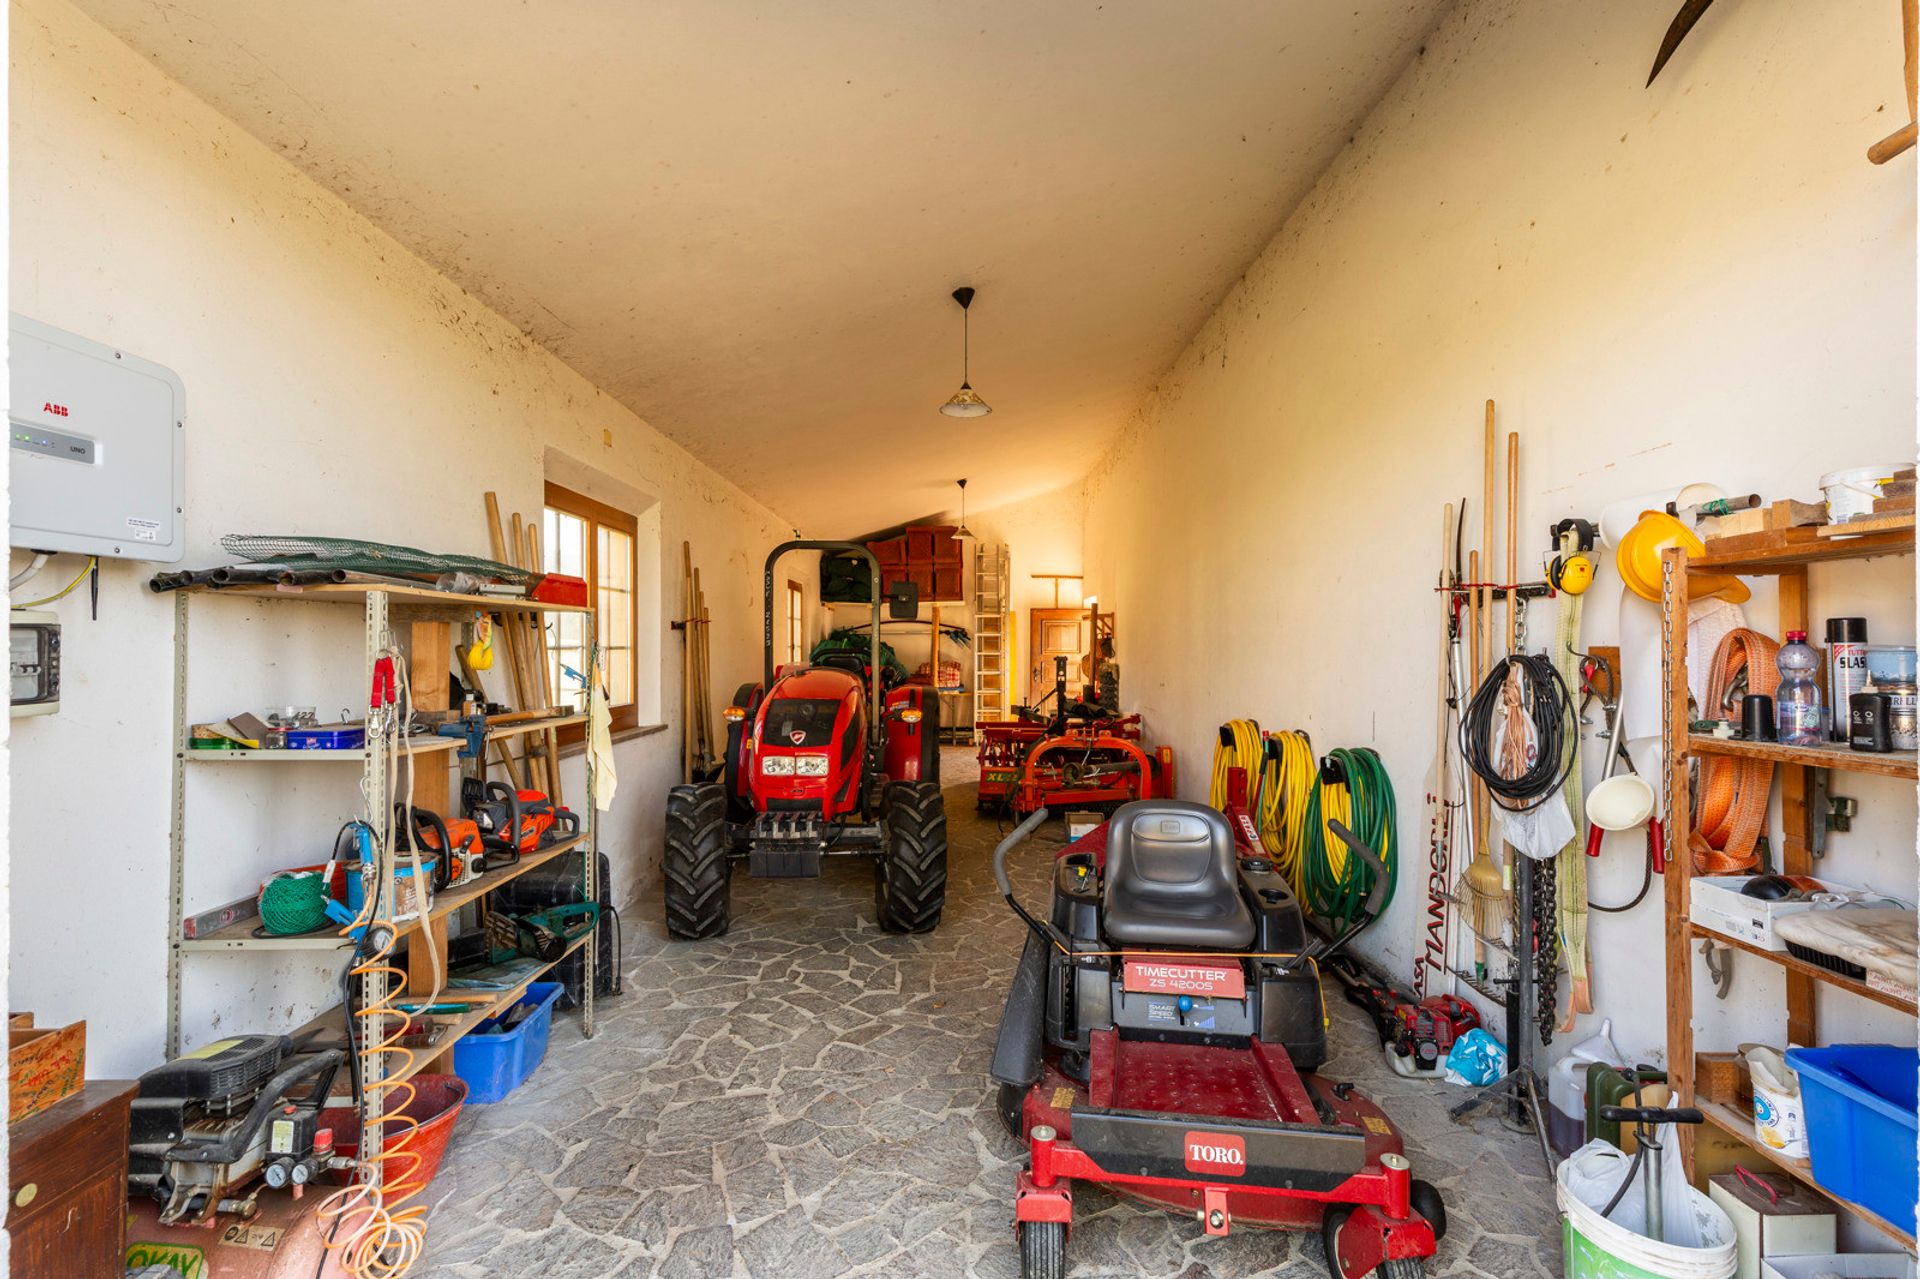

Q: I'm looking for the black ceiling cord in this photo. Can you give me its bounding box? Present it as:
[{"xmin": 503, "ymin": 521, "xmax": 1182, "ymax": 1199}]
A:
[{"xmin": 1457, "ymin": 653, "xmax": 1578, "ymax": 813}]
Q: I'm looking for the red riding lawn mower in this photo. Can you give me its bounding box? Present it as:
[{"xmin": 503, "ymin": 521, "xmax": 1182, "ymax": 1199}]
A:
[
  {"xmin": 977, "ymin": 655, "xmax": 1173, "ymax": 816},
  {"xmin": 988, "ymin": 778, "xmax": 1445, "ymax": 1279},
  {"xmin": 663, "ymin": 541, "xmax": 948, "ymax": 939}
]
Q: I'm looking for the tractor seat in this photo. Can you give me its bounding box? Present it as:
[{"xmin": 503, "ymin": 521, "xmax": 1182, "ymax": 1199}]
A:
[{"xmin": 1102, "ymin": 800, "xmax": 1256, "ymax": 950}]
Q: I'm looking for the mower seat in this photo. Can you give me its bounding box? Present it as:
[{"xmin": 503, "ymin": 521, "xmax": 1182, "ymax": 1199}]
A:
[{"xmin": 1102, "ymin": 801, "xmax": 1256, "ymax": 950}]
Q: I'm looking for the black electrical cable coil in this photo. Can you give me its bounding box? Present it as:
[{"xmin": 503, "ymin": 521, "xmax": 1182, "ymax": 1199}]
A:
[{"xmin": 1457, "ymin": 653, "xmax": 1578, "ymax": 813}]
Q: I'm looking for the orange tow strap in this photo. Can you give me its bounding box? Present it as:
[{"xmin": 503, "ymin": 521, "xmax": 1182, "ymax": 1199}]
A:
[{"xmin": 1690, "ymin": 628, "xmax": 1781, "ymax": 874}]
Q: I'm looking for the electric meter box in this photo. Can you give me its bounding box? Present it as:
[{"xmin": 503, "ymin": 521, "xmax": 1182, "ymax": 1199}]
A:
[{"xmin": 9, "ymin": 314, "xmax": 185, "ymax": 562}]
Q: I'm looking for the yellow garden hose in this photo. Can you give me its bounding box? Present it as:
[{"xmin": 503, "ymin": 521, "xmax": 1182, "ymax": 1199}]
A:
[
  {"xmin": 1210, "ymin": 718, "xmax": 1263, "ymax": 810},
  {"xmin": 1258, "ymin": 730, "xmax": 1315, "ymax": 896}
]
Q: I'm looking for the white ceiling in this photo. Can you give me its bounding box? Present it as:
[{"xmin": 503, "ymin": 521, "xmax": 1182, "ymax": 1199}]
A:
[{"xmin": 75, "ymin": 0, "xmax": 1448, "ymax": 534}]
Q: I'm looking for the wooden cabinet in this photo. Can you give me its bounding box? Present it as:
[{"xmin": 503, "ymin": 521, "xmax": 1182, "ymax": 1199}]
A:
[{"xmin": 9, "ymin": 1080, "xmax": 136, "ymax": 1278}]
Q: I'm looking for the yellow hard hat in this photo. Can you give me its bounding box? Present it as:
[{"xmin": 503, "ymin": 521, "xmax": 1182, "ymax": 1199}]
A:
[{"xmin": 1615, "ymin": 510, "xmax": 1750, "ymax": 604}]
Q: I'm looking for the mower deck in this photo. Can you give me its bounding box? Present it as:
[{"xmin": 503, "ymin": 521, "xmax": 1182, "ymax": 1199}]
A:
[{"xmin": 1017, "ymin": 1030, "xmax": 1417, "ymax": 1232}]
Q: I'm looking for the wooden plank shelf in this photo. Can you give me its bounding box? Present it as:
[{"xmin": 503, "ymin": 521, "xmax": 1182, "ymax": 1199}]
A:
[
  {"xmin": 1687, "ymin": 923, "xmax": 1917, "ymax": 1016},
  {"xmin": 1687, "ymin": 734, "xmax": 1917, "ymax": 780},
  {"xmin": 1693, "ymin": 522, "xmax": 1913, "ymax": 573},
  {"xmin": 1697, "ymin": 1096, "xmax": 1916, "ymax": 1250},
  {"xmin": 178, "ymin": 834, "xmax": 588, "ymax": 951},
  {"xmin": 180, "ymin": 581, "xmax": 591, "ymax": 614}
]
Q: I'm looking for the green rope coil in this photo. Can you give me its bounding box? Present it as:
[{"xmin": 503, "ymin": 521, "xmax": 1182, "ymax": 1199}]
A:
[
  {"xmin": 259, "ymin": 870, "xmax": 331, "ymax": 935},
  {"xmin": 1300, "ymin": 746, "xmax": 1398, "ymax": 931}
]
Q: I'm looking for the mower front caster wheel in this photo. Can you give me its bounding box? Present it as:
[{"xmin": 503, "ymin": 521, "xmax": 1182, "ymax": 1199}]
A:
[
  {"xmin": 1321, "ymin": 1209, "xmax": 1428, "ymax": 1279},
  {"xmin": 1018, "ymin": 1220, "xmax": 1066, "ymax": 1279}
]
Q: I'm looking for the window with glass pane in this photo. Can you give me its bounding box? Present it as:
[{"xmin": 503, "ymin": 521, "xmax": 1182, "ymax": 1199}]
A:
[
  {"xmin": 542, "ymin": 483, "xmax": 641, "ymax": 736},
  {"xmin": 787, "ymin": 580, "xmax": 804, "ymax": 665}
]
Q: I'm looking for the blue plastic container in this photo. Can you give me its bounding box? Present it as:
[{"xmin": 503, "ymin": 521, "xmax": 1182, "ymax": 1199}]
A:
[
  {"xmin": 452, "ymin": 981, "xmax": 565, "ymax": 1103},
  {"xmin": 1785, "ymin": 1044, "xmax": 1918, "ymax": 1236}
]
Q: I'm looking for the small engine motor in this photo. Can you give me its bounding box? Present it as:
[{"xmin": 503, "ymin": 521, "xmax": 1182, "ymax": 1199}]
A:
[
  {"xmin": 1389, "ymin": 995, "xmax": 1480, "ymax": 1073},
  {"xmin": 128, "ymin": 1035, "xmax": 343, "ymax": 1225}
]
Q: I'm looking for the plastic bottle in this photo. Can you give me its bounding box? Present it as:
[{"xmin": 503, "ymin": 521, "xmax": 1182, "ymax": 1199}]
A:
[
  {"xmin": 1548, "ymin": 1018, "xmax": 1622, "ymax": 1156},
  {"xmin": 1775, "ymin": 631, "xmax": 1825, "ymax": 746}
]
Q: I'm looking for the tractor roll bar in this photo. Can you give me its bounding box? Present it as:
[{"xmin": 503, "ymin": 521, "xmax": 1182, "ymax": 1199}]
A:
[{"xmin": 763, "ymin": 540, "xmax": 885, "ymax": 748}]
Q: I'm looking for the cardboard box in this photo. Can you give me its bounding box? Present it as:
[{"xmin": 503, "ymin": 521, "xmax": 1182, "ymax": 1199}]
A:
[
  {"xmin": 1065, "ymin": 811, "xmax": 1103, "ymax": 841},
  {"xmin": 1691, "ymin": 877, "xmax": 1824, "ymax": 950},
  {"xmin": 1689, "ymin": 877, "xmax": 1892, "ymax": 952},
  {"xmin": 8, "ymin": 1015, "xmax": 85, "ymax": 1123},
  {"xmin": 1709, "ymin": 1171, "xmax": 1836, "ymax": 1279}
]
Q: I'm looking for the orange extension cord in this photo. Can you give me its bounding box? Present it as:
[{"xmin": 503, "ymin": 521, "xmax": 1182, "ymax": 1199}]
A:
[{"xmin": 1690, "ymin": 628, "xmax": 1781, "ymax": 875}]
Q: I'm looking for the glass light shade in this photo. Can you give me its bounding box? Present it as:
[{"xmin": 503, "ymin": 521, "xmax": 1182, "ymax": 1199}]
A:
[{"xmin": 939, "ymin": 383, "xmax": 992, "ymax": 418}]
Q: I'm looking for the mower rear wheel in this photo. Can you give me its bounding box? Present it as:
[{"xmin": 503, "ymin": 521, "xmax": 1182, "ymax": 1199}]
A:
[
  {"xmin": 875, "ymin": 781, "xmax": 947, "ymax": 933},
  {"xmin": 664, "ymin": 784, "xmax": 731, "ymax": 940},
  {"xmin": 1321, "ymin": 1208, "xmax": 1428, "ymax": 1279},
  {"xmin": 1018, "ymin": 1220, "xmax": 1066, "ymax": 1279}
]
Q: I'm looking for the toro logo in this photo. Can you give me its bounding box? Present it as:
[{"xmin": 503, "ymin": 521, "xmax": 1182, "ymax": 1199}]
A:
[
  {"xmin": 42, "ymin": 402, "xmax": 69, "ymax": 417},
  {"xmin": 1183, "ymin": 1131, "xmax": 1246, "ymax": 1177}
]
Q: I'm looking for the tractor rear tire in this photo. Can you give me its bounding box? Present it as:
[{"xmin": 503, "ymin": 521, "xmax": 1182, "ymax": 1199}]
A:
[
  {"xmin": 875, "ymin": 781, "xmax": 947, "ymax": 933},
  {"xmin": 664, "ymin": 784, "xmax": 731, "ymax": 940},
  {"xmin": 1018, "ymin": 1220, "xmax": 1066, "ymax": 1279}
]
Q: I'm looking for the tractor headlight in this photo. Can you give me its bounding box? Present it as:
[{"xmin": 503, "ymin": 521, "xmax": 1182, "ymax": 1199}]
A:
[
  {"xmin": 794, "ymin": 753, "xmax": 830, "ymax": 777},
  {"xmin": 760, "ymin": 755, "xmax": 795, "ymax": 776}
]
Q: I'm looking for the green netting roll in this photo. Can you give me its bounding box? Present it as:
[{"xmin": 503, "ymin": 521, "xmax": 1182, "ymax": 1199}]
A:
[{"xmin": 259, "ymin": 871, "xmax": 331, "ymax": 935}]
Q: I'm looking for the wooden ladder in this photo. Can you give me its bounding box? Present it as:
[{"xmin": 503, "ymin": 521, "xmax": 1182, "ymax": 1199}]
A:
[{"xmin": 971, "ymin": 542, "xmax": 1010, "ymax": 739}]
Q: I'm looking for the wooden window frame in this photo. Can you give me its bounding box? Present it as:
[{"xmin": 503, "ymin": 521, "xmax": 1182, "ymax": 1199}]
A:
[
  {"xmin": 543, "ymin": 481, "xmax": 640, "ymax": 743},
  {"xmin": 786, "ymin": 578, "xmax": 806, "ymax": 666}
]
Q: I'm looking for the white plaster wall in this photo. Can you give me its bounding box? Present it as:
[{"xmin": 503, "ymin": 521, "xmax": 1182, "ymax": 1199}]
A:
[
  {"xmin": 1082, "ymin": 0, "xmax": 1917, "ymax": 1070},
  {"xmin": 8, "ymin": 0, "xmax": 800, "ymax": 1075}
]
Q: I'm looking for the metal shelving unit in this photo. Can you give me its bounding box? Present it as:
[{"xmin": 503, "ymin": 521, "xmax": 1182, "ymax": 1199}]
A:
[
  {"xmin": 1661, "ymin": 519, "xmax": 1916, "ymax": 1252},
  {"xmin": 166, "ymin": 583, "xmax": 600, "ymax": 1194}
]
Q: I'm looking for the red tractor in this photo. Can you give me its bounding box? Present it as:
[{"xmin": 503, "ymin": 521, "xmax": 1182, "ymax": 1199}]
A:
[{"xmin": 664, "ymin": 540, "xmax": 949, "ymax": 939}]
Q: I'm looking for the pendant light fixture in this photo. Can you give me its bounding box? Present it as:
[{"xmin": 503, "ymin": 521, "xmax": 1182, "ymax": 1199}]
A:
[
  {"xmin": 939, "ymin": 286, "xmax": 991, "ymax": 418},
  {"xmin": 954, "ymin": 478, "xmax": 974, "ymax": 539}
]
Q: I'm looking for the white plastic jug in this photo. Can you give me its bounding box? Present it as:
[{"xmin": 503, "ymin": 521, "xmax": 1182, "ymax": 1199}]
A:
[{"xmin": 1549, "ymin": 1019, "xmax": 1623, "ymax": 1155}]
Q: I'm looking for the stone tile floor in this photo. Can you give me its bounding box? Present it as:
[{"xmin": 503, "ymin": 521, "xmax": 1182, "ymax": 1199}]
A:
[{"xmin": 418, "ymin": 753, "xmax": 1562, "ymax": 1277}]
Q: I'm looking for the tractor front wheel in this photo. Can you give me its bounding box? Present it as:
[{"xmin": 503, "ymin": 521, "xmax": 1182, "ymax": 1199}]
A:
[
  {"xmin": 664, "ymin": 784, "xmax": 731, "ymax": 940},
  {"xmin": 1018, "ymin": 1220, "xmax": 1066, "ymax": 1279},
  {"xmin": 875, "ymin": 781, "xmax": 947, "ymax": 933}
]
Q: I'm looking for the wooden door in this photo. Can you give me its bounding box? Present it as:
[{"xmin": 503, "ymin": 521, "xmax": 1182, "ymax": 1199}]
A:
[{"xmin": 1028, "ymin": 609, "xmax": 1088, "ymax": 708}]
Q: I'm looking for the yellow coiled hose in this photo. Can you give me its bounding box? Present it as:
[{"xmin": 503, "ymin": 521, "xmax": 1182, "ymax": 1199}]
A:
[
  {"xmin": 1258, "ymin": 730, "xmax": 1316, "ymax": 897},
  {"xmin": 1210, "ymin": 719, "xmax": 1264, "ymax": 811}
]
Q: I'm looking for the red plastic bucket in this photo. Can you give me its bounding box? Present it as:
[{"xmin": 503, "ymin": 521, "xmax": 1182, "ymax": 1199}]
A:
[{"xmin": 319, "ymin": 1074, "xmax": 467, "ymax": 1197}]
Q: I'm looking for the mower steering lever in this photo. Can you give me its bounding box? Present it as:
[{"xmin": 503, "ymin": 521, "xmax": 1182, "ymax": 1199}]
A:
[{"xmin": 992, "ymin": 807, "xmax": 1073, "ymax": 952}]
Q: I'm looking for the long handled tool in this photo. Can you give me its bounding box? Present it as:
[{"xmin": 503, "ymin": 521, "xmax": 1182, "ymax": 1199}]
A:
[{"xmin": 1417, "ymin": 503, "xmax": 1460, "ymax": 998}]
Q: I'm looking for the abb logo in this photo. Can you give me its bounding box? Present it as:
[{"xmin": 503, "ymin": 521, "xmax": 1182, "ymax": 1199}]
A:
[
  {"xmin": 42, "ymin": 402, "xmax": 69, "ymax": 417},
  {"xmin": 1183, "ymin": 1132, "xmax": 1246, "ymax": 1176}
]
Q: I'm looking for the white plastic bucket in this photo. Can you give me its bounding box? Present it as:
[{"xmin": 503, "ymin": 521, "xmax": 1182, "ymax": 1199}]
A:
[
  {"xmin": 1558, "ymin": 1144, "xmax": 1736, "ymax": 1279},
  {"xmin": 1820, "ymin": 466, "xmax": 1899, "ymax": 524}
]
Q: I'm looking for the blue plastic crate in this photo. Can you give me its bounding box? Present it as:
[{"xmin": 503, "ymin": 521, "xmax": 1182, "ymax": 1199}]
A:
[
  {"xmin": 1785, "ymin": 1044, "xmax": 1918, "ymax": 1237},
  {"xmin": 452, "ymin": 981, "xmax": 564, "ymax": 1103}
]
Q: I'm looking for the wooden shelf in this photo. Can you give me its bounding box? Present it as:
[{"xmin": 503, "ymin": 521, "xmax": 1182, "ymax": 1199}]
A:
[
  {"xmin": 1696, "ymin": 1097, "xmax": 1916, "ymax": 1250},
  {"xmin": 1686, "ymin": 923, "xmax": 1917, "ymax": 1015},
  {"xmin": 180, "ymin": 581, "xmax": 590, "ymax": 615},
  {"xmin": 1687, "ymin": 734, "xmax": 1917, "ymax": 780},
  {"xmin": 1693, "ymin": 523, "xmax": 1913, "ymax": 574},
  {"xmin": 294, "ymin": 931, "xmax": 592, "ymax": 1089},
  {"xmin": 179, "ymin": 834, "xmax": 588, "ymax": 951}
]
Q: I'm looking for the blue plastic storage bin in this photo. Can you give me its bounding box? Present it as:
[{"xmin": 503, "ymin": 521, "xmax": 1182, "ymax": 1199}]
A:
[
  {"xmin": 1785, "ymin": 1044, "xmax": 1918, "ymax": 1237},
  {"xmin": 452, "ymin": 981, "xmax": 565, "ymax": 1103}
]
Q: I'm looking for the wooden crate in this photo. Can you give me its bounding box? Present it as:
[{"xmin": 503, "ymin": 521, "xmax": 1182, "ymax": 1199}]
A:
[{"xmin": 8, "ymin": 1017, "xmax": 84, "ymax": 1124}]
